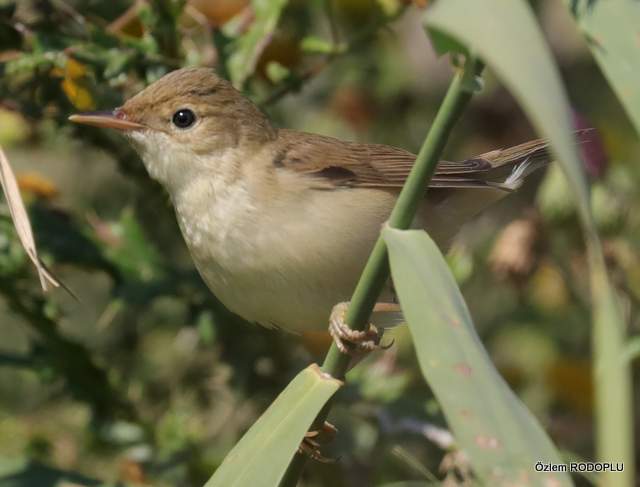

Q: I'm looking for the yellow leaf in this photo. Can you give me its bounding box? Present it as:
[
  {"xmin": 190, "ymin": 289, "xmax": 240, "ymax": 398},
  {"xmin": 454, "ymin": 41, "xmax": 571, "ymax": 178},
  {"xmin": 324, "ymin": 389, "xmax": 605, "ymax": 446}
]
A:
[
  {"xmin": 61, "ymin": 59, "xmax": 96, "ymax": 111},
  {"xmin": 17, "ymin": 171, "xmax": 59, "ymax": 200},
  {"xmin": 65, "ymin": 57, "xmax": 89, "ymax": 79},
  {"xmin": 62, "ymin": 78, "xmax": 96, "ymax": 111}
]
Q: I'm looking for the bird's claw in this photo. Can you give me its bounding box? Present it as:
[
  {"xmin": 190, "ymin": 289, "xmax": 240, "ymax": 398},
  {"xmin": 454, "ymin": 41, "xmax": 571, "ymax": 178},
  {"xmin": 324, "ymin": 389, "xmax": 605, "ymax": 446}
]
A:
[
  {"xmin": 328, "ymin": 302, "xmax": 392, "ymax": 356},
  {"xmin": 298, "ymin": 421, "xmax": 338, "ymax": 463}
]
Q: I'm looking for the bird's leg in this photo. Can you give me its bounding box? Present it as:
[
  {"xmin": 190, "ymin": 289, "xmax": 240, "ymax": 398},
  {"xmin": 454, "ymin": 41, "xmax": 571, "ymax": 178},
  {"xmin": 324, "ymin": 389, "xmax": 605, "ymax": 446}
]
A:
[
  {"xmin": 297, "ymin": 421, "xmax": 338, "ymax": 463},
  {"xmin": 328, "ymin": 302, "xmax": 397, "ymax": 356}
]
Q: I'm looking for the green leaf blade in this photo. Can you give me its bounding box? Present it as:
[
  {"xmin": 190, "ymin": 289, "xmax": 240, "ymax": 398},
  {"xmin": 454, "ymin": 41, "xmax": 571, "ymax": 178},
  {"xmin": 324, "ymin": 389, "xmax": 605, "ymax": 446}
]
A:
[
  {"xmin": 384, "ymin": 227, "xmax": 572, "ymax": 487},
  {"xmin": 567, "ymin": 0, "xmax": 640, "ymax": 135},
  {"xmin": 204, "ymin": 364, "xmax": 341, "ymax": 487}
]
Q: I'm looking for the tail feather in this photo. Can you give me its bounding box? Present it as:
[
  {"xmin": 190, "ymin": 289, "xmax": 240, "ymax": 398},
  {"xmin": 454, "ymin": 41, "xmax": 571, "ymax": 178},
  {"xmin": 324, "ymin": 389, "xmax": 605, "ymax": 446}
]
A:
[
  {"xmin": 479, "ymin": 140, "xmax": 552, "ymax": 190},
  {"xmin": 420, "ymin": 130, "xmax": 593, "ymax": 247},
  {"xmin": 492, "ymin": 154, "xmax": 549, "ymax": 191},
  {"xmin": 477, "ymin": 128, "xmax": 592, "ymax": 191}
]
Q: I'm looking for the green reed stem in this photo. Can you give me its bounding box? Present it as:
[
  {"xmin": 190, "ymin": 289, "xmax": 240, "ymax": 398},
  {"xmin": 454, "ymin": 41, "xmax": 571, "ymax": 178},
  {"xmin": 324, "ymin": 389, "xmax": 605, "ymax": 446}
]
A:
[{"xmin": 279, "ymin": 55, "xmax": 483, "ymax": 487}]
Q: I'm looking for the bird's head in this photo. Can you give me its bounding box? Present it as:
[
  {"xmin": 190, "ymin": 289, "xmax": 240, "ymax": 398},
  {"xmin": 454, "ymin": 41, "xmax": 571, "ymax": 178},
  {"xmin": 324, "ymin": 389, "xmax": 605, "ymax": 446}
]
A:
[{"xmin": 69, "ymin": 67, "xmax": 275, "ymax": 189}]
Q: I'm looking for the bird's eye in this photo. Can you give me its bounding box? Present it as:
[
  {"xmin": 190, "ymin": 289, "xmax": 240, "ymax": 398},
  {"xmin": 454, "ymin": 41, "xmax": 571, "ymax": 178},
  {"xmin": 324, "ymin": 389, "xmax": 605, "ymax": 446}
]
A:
[{"xmin": 172, "ymin": 109, "xmax": 196, "ymax": 129}]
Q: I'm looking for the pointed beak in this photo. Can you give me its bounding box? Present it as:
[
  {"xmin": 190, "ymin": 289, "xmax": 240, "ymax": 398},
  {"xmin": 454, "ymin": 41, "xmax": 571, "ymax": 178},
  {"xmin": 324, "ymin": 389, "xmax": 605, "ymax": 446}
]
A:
[{"xmin": 68, "ymin": 110, "xmax": 145, "ymax": 131}]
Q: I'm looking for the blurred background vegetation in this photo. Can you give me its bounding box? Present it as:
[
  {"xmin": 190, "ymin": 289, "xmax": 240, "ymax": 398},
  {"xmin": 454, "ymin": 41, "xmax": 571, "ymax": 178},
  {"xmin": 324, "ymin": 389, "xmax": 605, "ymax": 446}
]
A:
[{"xmin": 0, "ymin": 0, "xmax": 638, "ymax": 486}]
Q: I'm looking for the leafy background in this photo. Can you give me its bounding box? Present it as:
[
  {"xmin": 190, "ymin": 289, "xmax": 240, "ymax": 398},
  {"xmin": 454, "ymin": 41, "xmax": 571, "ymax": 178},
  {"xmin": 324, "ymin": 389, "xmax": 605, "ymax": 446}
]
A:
[{"xmin": 0, "ymin": 0, "xmax": 638, "ymax": 486}]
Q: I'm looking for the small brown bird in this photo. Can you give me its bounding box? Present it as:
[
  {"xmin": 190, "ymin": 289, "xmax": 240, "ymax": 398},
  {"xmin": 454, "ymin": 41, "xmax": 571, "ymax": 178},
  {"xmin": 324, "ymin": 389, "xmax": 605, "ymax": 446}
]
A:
[{"xmin": 70, "ymin": 67, "xmax": 552, "ymax": 352}]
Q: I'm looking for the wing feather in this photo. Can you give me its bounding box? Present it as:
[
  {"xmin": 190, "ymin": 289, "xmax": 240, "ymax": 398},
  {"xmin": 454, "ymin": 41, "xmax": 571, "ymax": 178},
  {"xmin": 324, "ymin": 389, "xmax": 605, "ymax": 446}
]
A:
[{"xmin": 274, "ymin": 129, "xmax": 554, "ymax": 191}]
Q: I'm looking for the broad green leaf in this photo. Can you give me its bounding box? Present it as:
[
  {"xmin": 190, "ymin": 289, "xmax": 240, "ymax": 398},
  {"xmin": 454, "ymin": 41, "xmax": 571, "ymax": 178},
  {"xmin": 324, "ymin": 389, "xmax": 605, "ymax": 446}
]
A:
[
  {"xmin": 227, "ymin": 0, "xmax": 289, "ymax": 89},
  {"xmin": 424, "ymin": 3, "xmax": 634, "ymax": 486},
  {"xmin": 204, "ymin": 364, "xmax": 341, "ymax": 487},
  {"xmin": 384, "ymin": 227, "xmax": 571, "ymax": 487},
  {"xmin": 566, "ymin": 0, "xmax": 640, "ymax": 135}
]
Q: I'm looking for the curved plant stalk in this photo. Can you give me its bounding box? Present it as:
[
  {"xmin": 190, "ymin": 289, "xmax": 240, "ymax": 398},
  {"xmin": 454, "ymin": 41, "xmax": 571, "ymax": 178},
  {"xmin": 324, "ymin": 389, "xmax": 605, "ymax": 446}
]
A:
[{"xmin": 279, "ymin": 55, "xmax": 484, "ymax": 487}]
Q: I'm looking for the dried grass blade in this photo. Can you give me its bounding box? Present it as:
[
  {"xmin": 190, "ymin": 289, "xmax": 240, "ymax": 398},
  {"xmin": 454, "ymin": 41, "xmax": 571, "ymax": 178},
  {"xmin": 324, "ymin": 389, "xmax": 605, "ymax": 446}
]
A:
[{"xmin": 0, "ymin": 146, "xmax": 60, "ymax": 291}]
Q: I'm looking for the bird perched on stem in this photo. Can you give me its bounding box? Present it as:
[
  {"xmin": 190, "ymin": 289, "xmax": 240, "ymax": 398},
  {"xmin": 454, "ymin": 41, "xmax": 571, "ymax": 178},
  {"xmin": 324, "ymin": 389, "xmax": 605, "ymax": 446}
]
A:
[{"xmin": 70, "ymin": 67, "xmax": 553, "ymax": 353}]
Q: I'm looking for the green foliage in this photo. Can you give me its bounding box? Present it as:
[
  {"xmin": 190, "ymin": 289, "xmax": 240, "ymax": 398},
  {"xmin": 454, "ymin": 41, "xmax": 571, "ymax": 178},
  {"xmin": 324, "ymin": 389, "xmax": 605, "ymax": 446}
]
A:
[
  {"xmin": 101, "ymin": 208, "xmax": 163, "ymax": 282},
  {"xmin": 425, "ymin": 1, "xmax": 634, "ymax": 485},
  {"xmin": 567, "ymin": 0, "xmax": 640, "ymax": 134},
  {"xmin": 384, "ymin": 227, "xmax": 571, "ymax": 486},
  {"xmin": 205, "ymin": 365, "xmax": 341, "ymax": 487}
]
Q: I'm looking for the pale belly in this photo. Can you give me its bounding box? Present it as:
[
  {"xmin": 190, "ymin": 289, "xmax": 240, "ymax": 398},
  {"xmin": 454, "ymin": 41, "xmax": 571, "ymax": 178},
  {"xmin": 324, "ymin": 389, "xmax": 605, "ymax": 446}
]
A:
[
  {"xmin": 176, "ymin": 186, "xmax": 399, "ymax": 332},
  {"xmin": 174, "ymin": 179, "xmax": 503, "ymax": 333}
]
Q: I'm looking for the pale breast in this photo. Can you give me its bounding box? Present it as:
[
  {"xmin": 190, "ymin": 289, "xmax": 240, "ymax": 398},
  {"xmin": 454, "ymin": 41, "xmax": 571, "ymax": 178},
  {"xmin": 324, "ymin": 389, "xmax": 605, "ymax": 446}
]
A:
[{"xmin": 172, "ymin": 169, "xmax": 397, "ymax": 332}]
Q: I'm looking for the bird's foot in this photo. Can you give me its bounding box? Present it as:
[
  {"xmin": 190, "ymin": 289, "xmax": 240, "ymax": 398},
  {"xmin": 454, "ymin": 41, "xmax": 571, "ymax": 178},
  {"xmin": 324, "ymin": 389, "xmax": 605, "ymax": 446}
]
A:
[
  {"xmin": 298, "ymin": 421, "xmax": 338, "ymax": 463},
  {"xmin": 328, "ymin": 302, "xmax": 392, "ymax": 356}
]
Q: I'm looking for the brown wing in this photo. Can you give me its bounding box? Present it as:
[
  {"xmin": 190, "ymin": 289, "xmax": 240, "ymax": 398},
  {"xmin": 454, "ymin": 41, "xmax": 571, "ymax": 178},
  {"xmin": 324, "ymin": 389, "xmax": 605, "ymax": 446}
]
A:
[{"xmin": 274, "ymin": 129, "xmax": 552, "ymax": 191}]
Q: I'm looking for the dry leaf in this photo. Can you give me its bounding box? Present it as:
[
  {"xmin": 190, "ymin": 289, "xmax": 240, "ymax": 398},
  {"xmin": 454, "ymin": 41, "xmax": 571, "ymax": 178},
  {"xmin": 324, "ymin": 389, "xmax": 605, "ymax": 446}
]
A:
[
  {"xmin": 0, "ymin": 145, "xmax": 60, "ymax": 291},
  {"xmin": 489, "ymin": 211, "xmax": 541, "ymax": 282}
]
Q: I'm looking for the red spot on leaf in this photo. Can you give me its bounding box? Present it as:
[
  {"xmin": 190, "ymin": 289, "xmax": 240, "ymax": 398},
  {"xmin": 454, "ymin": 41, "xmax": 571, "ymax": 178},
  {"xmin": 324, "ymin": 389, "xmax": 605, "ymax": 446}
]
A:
[
  {"xmin": 454, "ymin": 363, "xmax": 472, "ymax": 377},
  {"xmin": 475, "ymin": 435, "xmax": 501, "ymax": 449},
  {"xmin": 544, "ymin": 477, "xmax": 563, "ymax": 487}
]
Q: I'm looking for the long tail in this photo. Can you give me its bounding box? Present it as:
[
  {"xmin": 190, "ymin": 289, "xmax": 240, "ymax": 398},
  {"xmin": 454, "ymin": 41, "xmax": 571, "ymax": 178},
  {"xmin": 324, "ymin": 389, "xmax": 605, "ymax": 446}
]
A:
[
  {"xmin": 478, "ymin": 129, "xmax": 592, "ymax": 191},
  {"xmin": 479, "ymin": 139, "xmax": 552, "ymax": 191}
]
